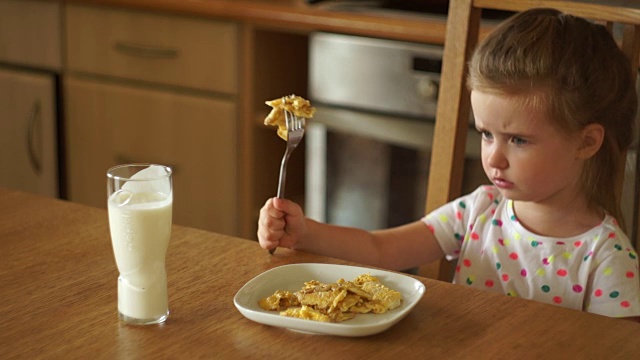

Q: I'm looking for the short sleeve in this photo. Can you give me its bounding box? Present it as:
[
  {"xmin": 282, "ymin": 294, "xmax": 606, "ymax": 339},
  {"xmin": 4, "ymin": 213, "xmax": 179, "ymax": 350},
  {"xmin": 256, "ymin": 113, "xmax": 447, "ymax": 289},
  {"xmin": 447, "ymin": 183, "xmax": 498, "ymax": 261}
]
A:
[
  {"xmin": 422, "ymin": 186, "xmax": 500, "ymax": 260},
  {"xmin": 585, "ymin": 234, "xmax": 640, "ymax": 317}
]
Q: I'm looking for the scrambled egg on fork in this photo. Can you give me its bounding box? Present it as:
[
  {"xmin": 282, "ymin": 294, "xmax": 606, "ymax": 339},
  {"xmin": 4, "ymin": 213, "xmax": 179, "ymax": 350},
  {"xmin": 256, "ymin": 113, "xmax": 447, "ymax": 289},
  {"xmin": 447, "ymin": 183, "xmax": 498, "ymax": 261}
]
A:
[
  {"xmin": 264, "ymin": 95, "xmax": 315, "ymax": 140},
  {"xmin": 258, "ymin": 274, "xmax": 402, "ymax": 323}
]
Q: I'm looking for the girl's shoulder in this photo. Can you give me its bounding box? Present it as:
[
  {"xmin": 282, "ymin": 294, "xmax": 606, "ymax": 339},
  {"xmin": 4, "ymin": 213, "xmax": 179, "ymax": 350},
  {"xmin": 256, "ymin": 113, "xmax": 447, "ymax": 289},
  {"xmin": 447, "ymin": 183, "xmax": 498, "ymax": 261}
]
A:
[
  {"xmin": 425, "ymin": 185, "xmax": 504, "ymax": 223},
  {"xmin": 593, "ymin": 214, "xmax": 637, "ymax": 252},
  {"xmin": 460, "ymin": 185, "xmax": 504, "ymax": 210}
]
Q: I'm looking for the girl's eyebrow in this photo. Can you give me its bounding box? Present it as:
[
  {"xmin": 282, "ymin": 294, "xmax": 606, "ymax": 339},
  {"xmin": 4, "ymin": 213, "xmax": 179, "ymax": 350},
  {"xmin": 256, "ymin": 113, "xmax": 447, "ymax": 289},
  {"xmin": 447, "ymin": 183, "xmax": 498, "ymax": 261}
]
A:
[{"xmin": 475, "ymin": 125, "xmax": 535, "ymax": 139}]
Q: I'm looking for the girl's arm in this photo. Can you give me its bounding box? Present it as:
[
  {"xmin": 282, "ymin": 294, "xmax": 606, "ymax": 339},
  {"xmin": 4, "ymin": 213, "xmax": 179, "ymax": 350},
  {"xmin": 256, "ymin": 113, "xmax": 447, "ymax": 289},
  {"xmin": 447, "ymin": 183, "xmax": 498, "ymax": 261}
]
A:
[
  {"xmin": 296, "ymin": 219, "xmax": 445, "ymax": 271},
  {"xmin": 258, "ymin": 197, "xmax": 445, "ymax": 271}
]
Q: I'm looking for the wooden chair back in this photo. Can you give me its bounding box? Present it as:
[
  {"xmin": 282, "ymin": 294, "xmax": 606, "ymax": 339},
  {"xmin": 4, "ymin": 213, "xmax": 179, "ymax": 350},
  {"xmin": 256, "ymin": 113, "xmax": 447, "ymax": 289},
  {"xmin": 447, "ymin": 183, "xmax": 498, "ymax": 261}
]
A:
[{"xmin": 425, "ymin": 0, "xmax": 640, "ymax": 281}]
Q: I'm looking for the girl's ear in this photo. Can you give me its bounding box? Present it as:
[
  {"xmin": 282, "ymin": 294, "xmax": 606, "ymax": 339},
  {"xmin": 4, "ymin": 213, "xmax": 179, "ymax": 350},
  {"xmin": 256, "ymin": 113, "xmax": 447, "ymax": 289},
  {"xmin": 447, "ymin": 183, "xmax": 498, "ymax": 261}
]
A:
[{"xmin": 577, "ymin": 123, "xmax": 604, "ymax": 159}]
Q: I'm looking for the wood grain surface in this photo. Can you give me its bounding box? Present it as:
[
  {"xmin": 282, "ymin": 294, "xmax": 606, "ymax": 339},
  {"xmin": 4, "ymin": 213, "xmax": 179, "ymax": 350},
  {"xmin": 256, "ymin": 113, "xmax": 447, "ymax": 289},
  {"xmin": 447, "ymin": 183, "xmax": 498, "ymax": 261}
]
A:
[{"xmin": 1, "ymin": 187, "xmax": 640, "ymax": 359}]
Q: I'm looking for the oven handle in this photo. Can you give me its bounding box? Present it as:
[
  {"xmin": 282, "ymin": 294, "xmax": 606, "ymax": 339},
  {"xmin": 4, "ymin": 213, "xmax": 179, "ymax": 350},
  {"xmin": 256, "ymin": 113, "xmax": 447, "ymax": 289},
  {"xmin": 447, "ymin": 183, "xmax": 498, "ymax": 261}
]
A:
[{"xmin": 310, "ymin": 104, "xmax": 481, "ymax": 158}]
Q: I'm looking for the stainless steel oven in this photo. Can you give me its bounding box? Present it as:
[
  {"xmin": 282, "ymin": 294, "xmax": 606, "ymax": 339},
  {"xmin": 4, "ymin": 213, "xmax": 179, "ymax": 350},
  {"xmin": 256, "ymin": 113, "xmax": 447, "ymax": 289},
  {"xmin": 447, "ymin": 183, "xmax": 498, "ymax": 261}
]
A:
[{"xmin": 305, "ymin": 32, "xmax": 486, "ymax": 230}]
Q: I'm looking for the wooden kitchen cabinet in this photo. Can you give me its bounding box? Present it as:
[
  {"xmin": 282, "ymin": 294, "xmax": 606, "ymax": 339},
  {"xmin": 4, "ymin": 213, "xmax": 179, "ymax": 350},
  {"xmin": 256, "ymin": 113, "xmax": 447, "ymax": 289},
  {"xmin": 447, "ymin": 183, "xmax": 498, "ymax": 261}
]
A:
[
  {"xmin": 64, "ymin": 4, "xmax": 240, "ymax": 234},
  {"xmin": 0, "ymin": 0, "xmax": 61, "ymax": 198}
]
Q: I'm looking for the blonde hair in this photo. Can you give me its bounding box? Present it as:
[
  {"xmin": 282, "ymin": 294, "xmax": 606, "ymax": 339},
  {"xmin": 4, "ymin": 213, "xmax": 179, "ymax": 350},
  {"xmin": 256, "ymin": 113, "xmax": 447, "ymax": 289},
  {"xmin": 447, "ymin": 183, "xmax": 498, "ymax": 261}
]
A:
[{"xmin": 468, "ymin": 8, "xmax": 638, "ymax": 222}]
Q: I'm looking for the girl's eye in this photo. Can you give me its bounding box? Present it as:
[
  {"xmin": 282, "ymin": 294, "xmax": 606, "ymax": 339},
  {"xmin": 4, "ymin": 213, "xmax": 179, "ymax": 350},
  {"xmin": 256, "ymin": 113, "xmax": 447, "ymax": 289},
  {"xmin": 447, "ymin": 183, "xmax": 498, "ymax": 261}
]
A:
[
  {"xmin": 510, "ymin": 137, "xmax": 528, "ymax": 145},
  {"xmin": 478, "ymin": 130, "xmax": 493, "ymax": 141}
]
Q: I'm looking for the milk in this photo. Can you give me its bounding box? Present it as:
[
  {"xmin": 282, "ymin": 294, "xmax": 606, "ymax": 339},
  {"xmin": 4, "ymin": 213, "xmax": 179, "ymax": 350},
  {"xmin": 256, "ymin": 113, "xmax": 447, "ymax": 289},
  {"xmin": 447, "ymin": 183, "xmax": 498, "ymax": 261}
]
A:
[{"xmin": 108, "ymin": 191, "xmax": 172, "ymax": 323}]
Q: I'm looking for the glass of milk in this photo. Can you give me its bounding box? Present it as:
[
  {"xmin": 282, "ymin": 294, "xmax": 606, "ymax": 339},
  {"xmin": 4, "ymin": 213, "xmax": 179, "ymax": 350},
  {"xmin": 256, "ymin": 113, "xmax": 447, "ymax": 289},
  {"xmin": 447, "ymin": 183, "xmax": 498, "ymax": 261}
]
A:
[{"xmin": 107, "ymin": 164, "xmax": 173, "ymax": 325}]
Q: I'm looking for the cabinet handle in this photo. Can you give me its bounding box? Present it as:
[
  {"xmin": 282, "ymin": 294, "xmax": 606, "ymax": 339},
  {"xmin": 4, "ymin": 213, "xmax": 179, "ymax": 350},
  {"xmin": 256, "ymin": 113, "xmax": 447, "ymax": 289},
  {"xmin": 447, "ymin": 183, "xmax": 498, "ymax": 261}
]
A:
[
  {"xmin": 113, "ymin": 41, "xmax": 180, "ymax": 59},
  {"xmin": 114, "ymin": 154, "xmax": 178, "ymax": 174},
  {"xmin": 26, "ymin": 100, "xmax": 42, "ymax": 175}
]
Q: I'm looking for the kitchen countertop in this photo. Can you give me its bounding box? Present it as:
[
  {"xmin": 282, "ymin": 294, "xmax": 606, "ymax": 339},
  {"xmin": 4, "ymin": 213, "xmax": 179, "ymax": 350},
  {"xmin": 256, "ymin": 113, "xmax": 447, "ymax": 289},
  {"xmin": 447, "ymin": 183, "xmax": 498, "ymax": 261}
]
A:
[{"xmin": 64, "ymin": 0, "xmax": 451, "ymax": 44}]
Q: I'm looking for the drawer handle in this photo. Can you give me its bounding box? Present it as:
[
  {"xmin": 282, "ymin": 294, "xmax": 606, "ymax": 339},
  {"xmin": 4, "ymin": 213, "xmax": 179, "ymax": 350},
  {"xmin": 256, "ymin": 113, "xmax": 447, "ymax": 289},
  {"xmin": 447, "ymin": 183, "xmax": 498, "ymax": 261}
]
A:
[
  {"xmin": 26, "ymin": 100, "xmax": 42, "ymax": 175},
  {"xmin": 113, "ymin": 41, "xmax": 179, "ymax": 59}
]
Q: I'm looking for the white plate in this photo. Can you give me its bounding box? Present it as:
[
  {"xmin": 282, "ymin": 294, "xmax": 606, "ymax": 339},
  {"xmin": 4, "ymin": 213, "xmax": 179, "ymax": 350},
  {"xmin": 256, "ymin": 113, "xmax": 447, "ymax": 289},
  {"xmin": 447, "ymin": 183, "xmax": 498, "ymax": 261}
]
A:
[{"xmin": 233, "ymin": 263, "xmax": 426, "ymax": 337}]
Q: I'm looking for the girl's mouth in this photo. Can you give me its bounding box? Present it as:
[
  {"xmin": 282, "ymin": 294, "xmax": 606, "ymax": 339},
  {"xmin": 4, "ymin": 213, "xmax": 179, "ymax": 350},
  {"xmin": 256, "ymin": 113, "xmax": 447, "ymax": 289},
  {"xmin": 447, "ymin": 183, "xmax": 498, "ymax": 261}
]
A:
[{"xmin": 492, "ymin": 177, "xmax": 514, "ymax": 189}]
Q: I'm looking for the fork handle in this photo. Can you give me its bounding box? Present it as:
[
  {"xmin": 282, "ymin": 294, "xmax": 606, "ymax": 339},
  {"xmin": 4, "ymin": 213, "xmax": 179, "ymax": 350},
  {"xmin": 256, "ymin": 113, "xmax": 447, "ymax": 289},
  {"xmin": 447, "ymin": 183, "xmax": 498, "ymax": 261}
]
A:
[{"xmin": 277, "ymin": 154, "xmax": 288, "ymax": 199}]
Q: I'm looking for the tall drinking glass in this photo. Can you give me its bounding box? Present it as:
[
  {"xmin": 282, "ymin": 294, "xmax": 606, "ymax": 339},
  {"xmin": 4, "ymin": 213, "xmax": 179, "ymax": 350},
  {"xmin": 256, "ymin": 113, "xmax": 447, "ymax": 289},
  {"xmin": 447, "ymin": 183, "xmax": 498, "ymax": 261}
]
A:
[{"xmin": 107, "ymin": 164, "xmax": 173, "ymax": 325}]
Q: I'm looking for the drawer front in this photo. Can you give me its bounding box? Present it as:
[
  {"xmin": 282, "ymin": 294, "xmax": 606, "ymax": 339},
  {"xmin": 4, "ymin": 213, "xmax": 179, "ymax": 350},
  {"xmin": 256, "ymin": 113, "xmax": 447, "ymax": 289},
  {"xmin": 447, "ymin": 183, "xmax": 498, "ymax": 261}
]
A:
[
  {"xmin": 0, "ymin": 0, "xmax": 61, "ymax": 70},
  {"xmin": 65, "ymin": 76, "xmax": 238, "ymax": 235},
  {"xmin": 65, "ymin": 4, "xmax": 238, "ymax": 94}
]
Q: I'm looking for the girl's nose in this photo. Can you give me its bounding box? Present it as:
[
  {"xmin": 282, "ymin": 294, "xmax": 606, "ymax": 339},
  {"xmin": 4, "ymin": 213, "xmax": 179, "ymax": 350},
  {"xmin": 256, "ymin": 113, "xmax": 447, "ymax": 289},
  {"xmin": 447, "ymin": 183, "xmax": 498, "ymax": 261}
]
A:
[{"xmin": 486, "ymin": 144, "xmax": 508, "ymax": 169}]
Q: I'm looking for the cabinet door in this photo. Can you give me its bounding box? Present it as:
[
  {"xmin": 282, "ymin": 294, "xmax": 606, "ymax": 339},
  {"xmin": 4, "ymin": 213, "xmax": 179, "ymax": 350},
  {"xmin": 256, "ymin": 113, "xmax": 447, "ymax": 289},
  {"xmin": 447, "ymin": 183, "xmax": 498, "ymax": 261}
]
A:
[
  {"xmin": 0, "ymin": 67, "xmax": 58, "ymax": 197},
  {"xmin": 64, "ymin": 76, "xmax": 238, "ymax": 235}
]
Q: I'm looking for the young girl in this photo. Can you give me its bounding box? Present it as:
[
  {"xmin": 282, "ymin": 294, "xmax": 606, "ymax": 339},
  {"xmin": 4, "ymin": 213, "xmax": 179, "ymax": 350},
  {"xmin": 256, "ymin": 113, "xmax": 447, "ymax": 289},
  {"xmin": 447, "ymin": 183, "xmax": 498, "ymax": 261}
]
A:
[{"xmin": 257, "ymin": 8, "xmax": 640, "ymax": 319}]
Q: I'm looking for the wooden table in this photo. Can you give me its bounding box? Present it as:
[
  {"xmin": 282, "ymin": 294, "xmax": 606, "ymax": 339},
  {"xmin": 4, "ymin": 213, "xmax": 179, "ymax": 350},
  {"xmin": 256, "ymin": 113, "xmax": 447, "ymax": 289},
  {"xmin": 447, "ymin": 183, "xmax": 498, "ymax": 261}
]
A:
[{"xmin": 2, "ymin": 188, "xmax": 640, "ymax": 359}]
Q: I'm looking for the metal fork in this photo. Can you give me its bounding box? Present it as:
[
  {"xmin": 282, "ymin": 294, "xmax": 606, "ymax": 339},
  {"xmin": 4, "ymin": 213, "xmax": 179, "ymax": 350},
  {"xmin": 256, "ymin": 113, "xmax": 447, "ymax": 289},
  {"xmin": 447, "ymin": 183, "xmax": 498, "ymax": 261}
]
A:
[{"xmin": 270, "ymin": 107, "xmax": 306, "ymax": 254}]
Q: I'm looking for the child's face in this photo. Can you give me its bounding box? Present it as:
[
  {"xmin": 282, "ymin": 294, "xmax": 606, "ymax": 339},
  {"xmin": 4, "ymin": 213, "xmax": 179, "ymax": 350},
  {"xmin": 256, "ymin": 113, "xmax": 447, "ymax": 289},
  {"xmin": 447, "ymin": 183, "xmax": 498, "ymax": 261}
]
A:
[{"xmin": 471, "ymin": 90, "xmax": 585, "ymax": 204}]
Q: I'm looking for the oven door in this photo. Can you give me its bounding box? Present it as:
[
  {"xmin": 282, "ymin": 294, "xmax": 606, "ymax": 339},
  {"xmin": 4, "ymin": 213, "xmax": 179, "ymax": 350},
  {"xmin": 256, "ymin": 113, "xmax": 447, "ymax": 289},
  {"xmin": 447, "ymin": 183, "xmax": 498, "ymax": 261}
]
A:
[{"xmin": 305, "ymin": 105, "xmax": 483, "ymax": 230}]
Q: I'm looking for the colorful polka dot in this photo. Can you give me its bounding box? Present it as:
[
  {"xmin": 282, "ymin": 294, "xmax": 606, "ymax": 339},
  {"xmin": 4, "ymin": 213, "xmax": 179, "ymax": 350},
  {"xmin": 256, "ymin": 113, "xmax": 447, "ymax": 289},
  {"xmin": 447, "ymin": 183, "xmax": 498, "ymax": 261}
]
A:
[
  {"xmin": 498, "ymin": 238, "xmax": 505, "ymax": 246},
  {"xmin": 502, "ymin": 274, "xmax": 510, "ymax": 282},
  {"xmin": 531, "ymin": 240, "xmax": 541, "ymax": 247},
  {"xmin": 557, "ymin": 269, "xmax": 568, "ymax": 277},
  {"xmin": 541, "ymin": 285, "xmax": 551, "ymax": 293},
  {"xmin": 572, "ymin": 285, "xmax": 583, "ymax": 293},
  {"xmin": 454, "ymin": 233, "xmax": 463, "ymax": 241},
  {"xmin": 536, "ymin": 268, "xmax": 545, "ymax": 276},
  {"xmin": 509, "ymin": 252, "xmax": 519, "ymax": 260},
  {"xmin": 630, "ymin": 252, "xmax": 637, "ymax": 260},
  {"xmin": 426, "ymin": 224, "xmax": 435, "ymax": 233},
  {"xmin": 614, "ymin": 244, "xmax": 623, "ymax": 251},
  {"xmin": 458, "ymin": 201, "xmax": 466, "ymax": 209},
  {"xmin": 496, "ymin": 262, "xmax": 502, "ymax": 270},
  {"xmin": 438, "ymin": 214, "xmax": 449, "ymax": 222},
  {"xmin": 463, "ymin": 259, "xmax": 472, "ymax": 267},
  {"xmin": 485, "ymin": 280, "xmax": 494, "ymax": 288},
  {"xmin": 471, "ymin": 232, "xmax": 480, "ymax": 241},
  {"xmin": 455, "ymin": 211, "xmax": 463, "ymax": 220},
  {"xmin": 492, "ymin": 219, "xmax": 503, "ymax": 226},
  {"xmin": 626, "ymin": 271, "xmax": 635, "ymax": 279},
  {"xmin": 553, "ymin": 296, "xmax": 563, "ymax": 304},
  {"xmin": 574, "ymin": 241, "xmax": 583, "ymax": 247},
  {"xmin": 507, "ymin": 290, "xmax": 517, "ymax": 297},
  {"xmin": 594, "ymin": 289, "xmax": 603, "ymax": 297},
  {"xmin": 562, "ymin": 252, "xmax": 572, "ymax": 260},
  {"xmin": 466, "ymin": 276, "xmax": 475, "ymax": 285},
  {"xmin": 603, "ymin": 267, "xmax": 613, "ymax": 276},
  {"xmin": 610, "ymin": 291, "xmax": 620, "ymax": 298},
  {"xmin": 520, "ymin": 269, "xmax": 527, "ymax": 277},
  {"xmin": 621, "ymin": 301, "xmax": 631, "ymax": 308}
]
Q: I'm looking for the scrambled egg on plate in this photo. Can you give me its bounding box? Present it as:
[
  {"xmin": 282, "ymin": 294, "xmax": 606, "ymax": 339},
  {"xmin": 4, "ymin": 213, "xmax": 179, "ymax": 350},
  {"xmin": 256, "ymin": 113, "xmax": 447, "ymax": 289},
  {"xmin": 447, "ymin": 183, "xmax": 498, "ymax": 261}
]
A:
[{"xmin": 258, "ymin": 274, "xmax": 402, "ymax": 323}]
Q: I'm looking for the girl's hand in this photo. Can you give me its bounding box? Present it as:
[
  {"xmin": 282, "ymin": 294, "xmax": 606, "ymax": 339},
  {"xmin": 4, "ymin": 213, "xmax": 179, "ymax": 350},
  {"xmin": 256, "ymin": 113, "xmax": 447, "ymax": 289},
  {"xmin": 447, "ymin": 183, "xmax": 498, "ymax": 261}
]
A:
[{"xmin": 257, "ymin": 197, "xmax": 307, "ymax": 251}]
